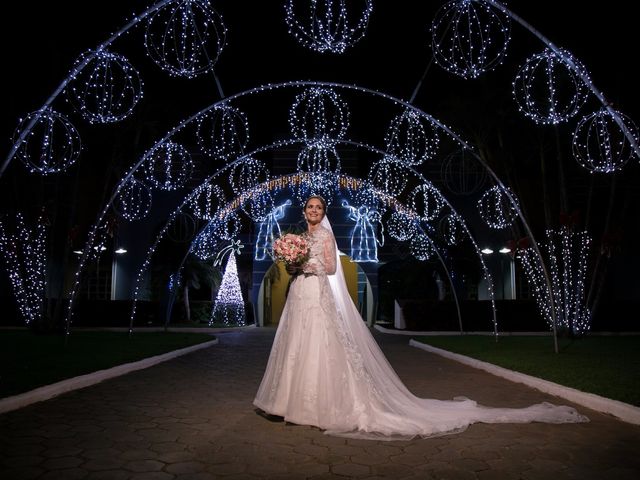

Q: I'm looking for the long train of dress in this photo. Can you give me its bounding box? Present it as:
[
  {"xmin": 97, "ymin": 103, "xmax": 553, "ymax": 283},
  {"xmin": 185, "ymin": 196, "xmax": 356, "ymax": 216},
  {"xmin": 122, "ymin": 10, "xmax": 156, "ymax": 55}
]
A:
[{"xmin": 254, "ymin": 226, "xmax": 588, "ymax": 440}]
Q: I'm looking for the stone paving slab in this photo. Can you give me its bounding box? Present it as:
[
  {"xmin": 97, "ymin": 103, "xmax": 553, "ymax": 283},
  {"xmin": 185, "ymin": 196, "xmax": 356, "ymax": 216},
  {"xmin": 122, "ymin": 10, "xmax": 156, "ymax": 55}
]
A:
[{"xmin": 1, "ymin": 328, "xmax": 639, "ymax": 479}]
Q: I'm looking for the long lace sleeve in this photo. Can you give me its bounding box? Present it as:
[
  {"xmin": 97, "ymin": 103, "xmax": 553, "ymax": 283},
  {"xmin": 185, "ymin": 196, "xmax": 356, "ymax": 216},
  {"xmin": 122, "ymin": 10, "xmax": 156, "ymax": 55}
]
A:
[
  {"xmin": 322, "ymin": 231, "xmax": 337, "ymax": 275},
  {"xmin": 302, "ymin": 227, "xmax": 337, "ymax": 276}
]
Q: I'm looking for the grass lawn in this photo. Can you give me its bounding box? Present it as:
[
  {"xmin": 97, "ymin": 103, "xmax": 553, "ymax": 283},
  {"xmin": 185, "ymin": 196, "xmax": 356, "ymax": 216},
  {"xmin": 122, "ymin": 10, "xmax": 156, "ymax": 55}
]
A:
[
  {"xmin": 0, "ymin": 330, "xmax": 216, "ymax": 398},
  {"xmin": 414, "ymin": 335, "xmax": 640, "ymax": 406}
]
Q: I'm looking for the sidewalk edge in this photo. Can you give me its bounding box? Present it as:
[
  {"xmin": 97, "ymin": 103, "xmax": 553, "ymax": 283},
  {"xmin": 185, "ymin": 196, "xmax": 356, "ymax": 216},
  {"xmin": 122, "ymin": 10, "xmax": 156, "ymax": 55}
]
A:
[
  {"xmin": 0, "ymin": 338, "xmax": 218, "ymax": 415},
  {"xmin": 408, "ymin": 339, "xmax": 640, "ymax": 426}
]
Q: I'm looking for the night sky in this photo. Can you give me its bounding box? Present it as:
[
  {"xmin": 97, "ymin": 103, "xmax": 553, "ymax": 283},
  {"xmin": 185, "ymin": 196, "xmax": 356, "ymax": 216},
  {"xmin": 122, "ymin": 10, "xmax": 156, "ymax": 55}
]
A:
[{"xmin": 1, "ymin": 1, "xmax": 639, "ymax": 308}]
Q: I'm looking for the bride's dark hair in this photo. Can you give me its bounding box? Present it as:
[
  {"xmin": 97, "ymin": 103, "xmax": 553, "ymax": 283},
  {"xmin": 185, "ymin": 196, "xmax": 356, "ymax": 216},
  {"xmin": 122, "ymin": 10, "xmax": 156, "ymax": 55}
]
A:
[{"xmin": 304, "ymin": 195, "xmax": 327, "ymax": 211}]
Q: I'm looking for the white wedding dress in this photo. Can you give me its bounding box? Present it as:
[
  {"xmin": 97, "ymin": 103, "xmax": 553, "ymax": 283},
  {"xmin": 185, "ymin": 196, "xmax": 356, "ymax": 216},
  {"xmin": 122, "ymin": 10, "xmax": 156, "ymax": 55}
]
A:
[{"xmin": 253, "ymin": 218, "xmax": 588, "ymax": 440}]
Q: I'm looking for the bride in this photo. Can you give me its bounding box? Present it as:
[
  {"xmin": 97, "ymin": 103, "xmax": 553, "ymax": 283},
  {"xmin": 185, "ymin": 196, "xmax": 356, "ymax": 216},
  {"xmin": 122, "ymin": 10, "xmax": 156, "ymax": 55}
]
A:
[{"xmin": 253, "ymin": 195, "xmax": 588, "ymax": 440}]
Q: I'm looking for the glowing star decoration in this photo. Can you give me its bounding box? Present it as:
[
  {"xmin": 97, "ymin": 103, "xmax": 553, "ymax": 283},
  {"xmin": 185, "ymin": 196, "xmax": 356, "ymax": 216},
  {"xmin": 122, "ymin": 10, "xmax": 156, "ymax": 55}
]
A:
[
  {"xmin": 12, "ymin": 107, "xmax": 82, "ymax": 175},
  {"xmin": 284, "ymin": 0, "xmax": 373, "ymax": 54},
  {"xmin": 113, "ymin": 178, "xmax": 152, "ymax": 221},
  {"xmin": 211, "ymin": 250, "xmax": 245, "ymax": 326},
  {"xmin": 0, "ymin": 212, "xmax": 47, "ymax": 326},
  {"xmin": 408, "ymin": 183, "xmax": 444, "ymax": 222},
  {"xmin": 387, "ymin": 211, "xmax": 418, "ymax": 242},
  {"xmin": 368, "ymin": 157, "xmax": 408, "ymax": 197},
  {"xmin": 513, "ymin": 48, "xmax": 590, "ymax": 125},
  {"xmin": 191, "ymin": 183, "xmax": 225, "ymax": 221},
  {"xmin": 255, "ymin": 200, "xmax": 292, "ymax": 261},
  {"xmin": 342, "ymin": 200, "xmax": 383, "ymax": 262},
  {"xmin": 289, "ymin": 87, "xmax": 349, "ymax": 148},
  {"xmin": 144, "ymin": 0, "xmax": 227, "ymax": 78},
  {"xmin": 228, "ymin": 158, "xmax": 269, "ymax": 196},
  {"xmin": 410, "ymin": 233, "xmax": 434, "ymax": 261},
  {"xmin": 477, "ymin": 185, "xmax": 518, "ymax": 229},
  {"xmin": 66, "ymin": 49, "xmax": 144, "ymax": 124},
  {"xmin": 431, "ymin": 0, "xmax": 511, "ymax": 79},
  {"xmin": 518, "ymin": 227, "xmax": 592, "ymax": 335},
  {"xmin": 572, "ymin": 108, "xmax": 640, "ymax": 173},
  {"xmin": 385, "ymin": 109, "xmax": 439, "ymax": 166},
  {"xmin": 196, "ymin": 104, "xmax": 250, "ymax": 161},
  {"xmin": 144, "ymin": 141, "xmax": 193, "ymax": 191}
]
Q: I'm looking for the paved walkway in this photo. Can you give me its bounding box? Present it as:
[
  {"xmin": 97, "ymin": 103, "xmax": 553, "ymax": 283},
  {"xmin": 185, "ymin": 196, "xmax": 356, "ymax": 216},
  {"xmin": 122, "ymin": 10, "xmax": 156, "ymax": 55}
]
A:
[{"xmin": 1, "ymin": 328, "xmax": 639, "ymax": 479}]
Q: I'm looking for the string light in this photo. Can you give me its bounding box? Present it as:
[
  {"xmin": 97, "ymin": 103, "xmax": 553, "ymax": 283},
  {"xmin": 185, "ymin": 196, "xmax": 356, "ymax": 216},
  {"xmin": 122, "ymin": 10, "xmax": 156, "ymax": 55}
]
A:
[
  {"xmin": 368, "ymin": 156, "xmax": 408, "ymax": 197},
  {"xmin": 66, "ymin": 49, "xmax": 143, "ymax": 124},
  {"xmin": 439, "ymin": 213, "xmax": 465, "ymax": 246},
  {"xmin": 385, "ymin": 109, "xmax": 439, "ymax": 166},
  {"xmin": 113, "ymin": 178, "xmax": 152, "ymax": 221},
  {"xmin": 341, "ymin": 199, "xmax": 383, "ymax": 262},
  {"xmin": 410, "ymin": 233, "xmax": 434, "ymax": 261},
  {"xmin": 196, "ymin": 104, "xmax": 250, "ymax": 161},
  {"xmin": 477, "ymin": 184, "xmax": 518, "ymax": 229},
  {"xmin": 0, "ymin": 213, "xmax": 47, "ymax": 326},
  {"xmin": 211, "ymin": 251, "xmax": 245, "ymax": 326},
  {"xmin": 284, "ymin": 0, "xmax": 373, "ymax": 54},
  {"xmin": 289, "ymin": 87, "xmax": 349, "ymax": 148},
  {"xmin": 191, "ymin": 183, "xmax": 226, "ymax": 221},
  {"xmin": 144, "ymin": 0, "xmax": 227, "ymax": 78},
  {"xmin": 255, "ymin": 200, "xmax": 291, "ymax": 261},
  {"xmin": 431, "ymin": 0, "xmax": 511, "ymax": 79},
  {"xmin": 512, "ymin": 48, "xmax": 589, "ymax": 125},
  {"xmin": 144, "ymin": 141, "xmax": 193, "ymax": 190},
  {"xmin": 387, "ymin": 211, "xmax": 418, "ymax": 241},
  {"xmin": 12, "ymin": 107, "xmax": 82, "ymax": 175},
  {"xmin": 192, "ymin": 223, "xmax": 219, "ymax": 260},
  {"xmin": 229, "ymin": 157, "xmax": 269, "ymax": 196},
  {"xmin": 572, "ymin": 108, "xmax": 640, "ymax": 173},
  {"xmin": 518, "ymin": 227, "xmax": 592, "ymax": 335},
  {"xmin": 408, "ymin": 183, "xmax": 444, "ymax": 222}
]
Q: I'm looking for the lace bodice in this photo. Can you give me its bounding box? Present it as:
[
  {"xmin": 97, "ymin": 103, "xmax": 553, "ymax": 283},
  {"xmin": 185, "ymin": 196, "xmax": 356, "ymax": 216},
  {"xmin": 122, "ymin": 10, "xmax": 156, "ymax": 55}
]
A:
[{"xmin": 302, "ymin": 226, "xmax": 337, "ymax": 275}]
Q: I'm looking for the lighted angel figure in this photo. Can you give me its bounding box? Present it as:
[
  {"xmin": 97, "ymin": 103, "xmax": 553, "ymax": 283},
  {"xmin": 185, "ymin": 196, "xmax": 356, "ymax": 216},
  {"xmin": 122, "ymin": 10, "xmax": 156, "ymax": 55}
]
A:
[
  {"xmin": 342, "ymin": 200, "xmax": 384, "ymax": 262},
  {"xmin": 254, "ymin": 199, "xmax": 292, "ymax": 261}
]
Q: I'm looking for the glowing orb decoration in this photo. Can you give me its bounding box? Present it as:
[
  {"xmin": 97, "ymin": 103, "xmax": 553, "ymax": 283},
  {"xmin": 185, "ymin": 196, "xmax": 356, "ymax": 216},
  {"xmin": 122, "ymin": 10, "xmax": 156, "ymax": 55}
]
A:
[
  {"xmin": 289, "ymin": 87, "xmax": 349, "ymax": 147},
  {"xmin": 66, "ymin": 50, "xmax": 143, "ymax": 124},
  {"xmin": 297, "ymin": 144, "xmax": 341, "ymax": 176},
  {"xmin": 410, "ymin": 233, "xmax": 434, "ymax": 261},
  {"xmin": 284, "ymin": 0, "xmax": 373, "ymax": 54},
  {"xmin": 113, "ymin": 178, "xmax": 152, "ymax": 221},
  {"xmin": 408, "ymin": 183, "xmax": 444, "ymax": 222},
  {"xmin": 191, "ymin": 183, "xmax": 225, "ymax": 220},
  {"xmin": 167, "ymin": 212, "xmax": 196, "ymax": 243},
  {"xmin": 387, "ymin": 211, "xmax": 417, "ymax": 241},
  {"xmin": 385, "ymin": 109, "xmax": 439, "ymax": 166},
  {"xmin": 572, "ymin": 108, "xmax": 640, "ymax": 173},
  {"xmin": 192, "ymin": 223, "xmax": 219, "ymax": 260},
  {"xmin": 229, "ymin": 158, "xmax": 269, "ymax": 196},
  {"xmin": 478, "ymin": 185, "xmax": 518, "ymax": 229},
  {"xmin": 441, "ymin": 149, "xmax": 487, "ymax": 195},
  {"xmin": 439, "ymin": 213, "xmax": 464, "ymax": 246},
  {"xmin": 242, "ymin": 189, "xmax": 276, "ymax": 223},
  {"xmin": 213, "ymin": 213, "xmax": 241, "ymax": 241},
  {"xmin": 368, "ymin": 157, "xmax": 408, "ymax": 197},
  {"xmin": 12, "ymin": 107, "xmax": 82, "ymax": 175},
  {"xmin": 431, "ymin": 0, "xmax": 511, "ymax": 79},
  {"xmin": 196, "ymin": 104, "xmax": 249, "ymax": 160},
  {"xmin": 144, "ymin": 0, "xmax": 227, "ymax": 78},
  {"xmin": 144, "ymin": 141, "xmax": 193, "ymax": 191},
  {"xmin": 513, "ymin": 48, "xmax": 590, "ymax": 125}
]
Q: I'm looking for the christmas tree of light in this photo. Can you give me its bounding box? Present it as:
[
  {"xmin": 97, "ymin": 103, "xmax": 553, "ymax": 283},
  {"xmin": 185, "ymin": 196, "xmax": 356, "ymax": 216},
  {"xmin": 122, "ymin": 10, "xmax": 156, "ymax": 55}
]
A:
[{"xmin": 210, "ymin": 251, "xmax": 245, "ymax": 326}]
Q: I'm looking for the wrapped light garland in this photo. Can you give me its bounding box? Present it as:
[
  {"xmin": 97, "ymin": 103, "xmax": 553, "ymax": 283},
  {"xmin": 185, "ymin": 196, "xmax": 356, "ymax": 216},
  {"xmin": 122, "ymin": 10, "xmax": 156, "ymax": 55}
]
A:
[
  {"xmin": 477, "ymin": 184, "xmax": 518, "ymax": 229},
  {"xmin": 12, "ymin": 107, "xmax": 82, "ymax": 175},
  {"xmin": 408, "ymin": 183, "xmax": 444, "ymax": 222},
  {"xmin": 144, "ymin": 141, "xmax": 193, "ymax": 191},
  {"xmin": 144, "ymin": 0, "xmax": 227, "ymax": 78},
  {"xmin": 289, "ymin": 87, "xmax": 349, "ymax": 148},
  {"xmin": 113, "ymin": 178, "xmax": 152, "ymax": 221},
  {"xmin": 196, "ymin": 104, "xmax": 250, "ymax": 161},
  {"xmin": 66, "ymin": 49, "xmax": 143, "ymax": 124},
  {"xmin": 572, "ymin": 108, "xmax": 640, "ymax": 173},
  {"xmin": 385, "ymin": 109, "xmax": 439, "ymax": 166},
  {"xmin": 431, "ymin": 0, "xmax": 511, "ymax": 79},
  {"xmin": 284, "ymin": 0, "xmax": 373, "ymax": 54}
]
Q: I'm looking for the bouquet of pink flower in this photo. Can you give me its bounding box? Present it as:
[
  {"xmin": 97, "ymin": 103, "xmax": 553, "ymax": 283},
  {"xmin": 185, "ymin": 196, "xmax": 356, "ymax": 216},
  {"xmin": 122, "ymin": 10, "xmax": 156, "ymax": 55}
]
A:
[{"xmin": 273, "ymin": 233, "xmax": 310, "ymax": 266}]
